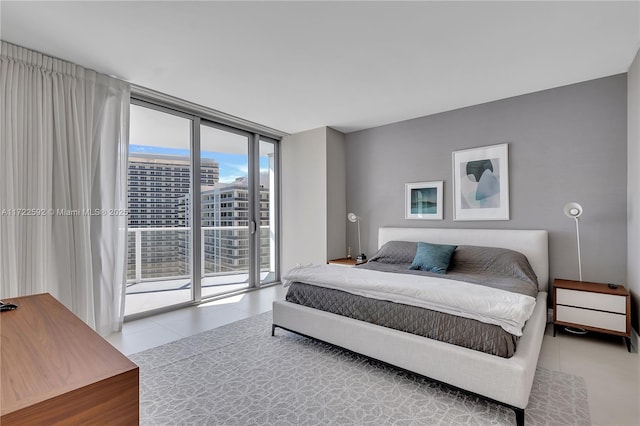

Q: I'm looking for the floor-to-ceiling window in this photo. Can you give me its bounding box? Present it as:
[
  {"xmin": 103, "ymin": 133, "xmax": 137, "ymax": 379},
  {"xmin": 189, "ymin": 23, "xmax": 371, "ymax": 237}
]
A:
[{"xmin": 125, "ymin": 97, "xmax": 280, "ymax": 318}]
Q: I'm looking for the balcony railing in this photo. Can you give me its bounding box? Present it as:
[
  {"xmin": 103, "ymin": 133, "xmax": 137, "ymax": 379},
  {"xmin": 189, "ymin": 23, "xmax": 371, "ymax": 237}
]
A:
[{"xmin": 127, "ymin": 226, "xmax": 271, "ymax": 286}]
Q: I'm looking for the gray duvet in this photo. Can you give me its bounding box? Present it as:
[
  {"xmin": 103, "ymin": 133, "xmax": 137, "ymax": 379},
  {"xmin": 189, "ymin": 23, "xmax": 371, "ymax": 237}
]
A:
[
  {"xmin": 284, "ymin": 243, "xmax": 540, "ymax": 358},
  {"xmin": 364, "ymin": 243, "xmax": 539, "ymax": 298}
]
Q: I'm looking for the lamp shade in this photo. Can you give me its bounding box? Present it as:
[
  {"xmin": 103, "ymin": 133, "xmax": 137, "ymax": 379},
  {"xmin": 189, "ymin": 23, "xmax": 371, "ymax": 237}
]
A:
[
  {"xmin": 563, "ymin": 202, "xmax": 583, "ymax": 219},
  {"xmin": 347, "ymin": 212, "xmax": 359, "ymax": 223}
]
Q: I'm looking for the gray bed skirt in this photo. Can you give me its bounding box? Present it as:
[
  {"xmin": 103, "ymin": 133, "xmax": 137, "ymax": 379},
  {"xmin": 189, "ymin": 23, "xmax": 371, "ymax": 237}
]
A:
[{"xmin": 285, "ymin": 282, "xmax": 518, "ymax": 358}]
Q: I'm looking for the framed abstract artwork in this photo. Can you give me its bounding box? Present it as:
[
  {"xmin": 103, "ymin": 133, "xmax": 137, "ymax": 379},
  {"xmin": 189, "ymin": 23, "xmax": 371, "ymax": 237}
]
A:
[
  {"xmin": 405, "ymin": 181, "xmax": 443, "ymax": 220},
  {"xmin": 452, "ymin": 143, "xmax": 509, "ymax": 221}
]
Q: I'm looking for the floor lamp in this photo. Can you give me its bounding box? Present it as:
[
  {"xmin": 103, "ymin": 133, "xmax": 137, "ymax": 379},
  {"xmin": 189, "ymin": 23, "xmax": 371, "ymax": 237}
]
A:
[
  {"xmin": 563, "ymin": 202, "xmax": 583, "ymax": 282},
  {"xmin": 347, "ymin": 213, "xmax": 366, "ymax": 262},
  {"xmin": 563, "ymin": 202, "xmax": 587, "ymax": 334}
]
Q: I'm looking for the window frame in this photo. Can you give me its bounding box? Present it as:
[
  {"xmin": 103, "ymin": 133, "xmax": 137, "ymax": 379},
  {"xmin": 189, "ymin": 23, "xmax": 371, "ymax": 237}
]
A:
[{"xmin": 125, "ymin": 91, "xmax": 282, "ymax": 321}]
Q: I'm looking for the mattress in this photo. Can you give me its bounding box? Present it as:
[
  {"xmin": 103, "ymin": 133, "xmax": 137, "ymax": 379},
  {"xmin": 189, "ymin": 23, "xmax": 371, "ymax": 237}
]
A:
[{"xmin": 285, "ymin": 281, "xmax": 519, "ymax": 358}]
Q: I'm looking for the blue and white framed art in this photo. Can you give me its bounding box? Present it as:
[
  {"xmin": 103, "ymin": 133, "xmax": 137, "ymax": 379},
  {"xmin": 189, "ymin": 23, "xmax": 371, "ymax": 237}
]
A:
[
  {"xmin": 452, "ymin": 143, "xmax": 509, "ymax": 221},
  {"xmin": 405, "ymin": 181, "xmax": 443, "ymax": 220}
]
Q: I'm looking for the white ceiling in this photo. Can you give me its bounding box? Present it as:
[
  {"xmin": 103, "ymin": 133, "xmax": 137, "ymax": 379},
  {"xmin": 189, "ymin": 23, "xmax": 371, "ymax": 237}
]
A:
[{"xmin": 2, "ymin": 1, "xmax": 639, "ymax": 134}]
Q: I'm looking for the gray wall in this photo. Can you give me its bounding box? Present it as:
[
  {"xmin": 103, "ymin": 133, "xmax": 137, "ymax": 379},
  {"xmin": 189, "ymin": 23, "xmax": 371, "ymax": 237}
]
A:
[
  {"xmin": 345, "ymin": 75, "xmax": 627, "ymax": 287},
  {"xmin": 326, "ymin": 127, "xmax": 347, "ymax": 260},
  {"xmin": 628, "ymin": 50, "xmax": 639, "ymax": 335}
]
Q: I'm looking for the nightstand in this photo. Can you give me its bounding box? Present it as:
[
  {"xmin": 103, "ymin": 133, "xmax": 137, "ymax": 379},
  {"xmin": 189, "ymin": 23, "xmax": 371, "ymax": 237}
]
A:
[
  {"xmin": 327, "ymin": 258, "xmax": 367, "ymax": 267},
  {"xmin": 553, "ymin": 278, "xmax": 631, "ymax": 352}
]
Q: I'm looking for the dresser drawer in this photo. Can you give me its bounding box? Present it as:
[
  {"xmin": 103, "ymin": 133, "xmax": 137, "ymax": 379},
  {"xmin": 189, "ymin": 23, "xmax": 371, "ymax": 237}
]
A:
[
  {"xmin": 556, "ymin": 288, "xmax": 626, "ymax": 314},
  {"xmin": 556, "ymin": 305, "xmax": 627, "ymax": 333}
]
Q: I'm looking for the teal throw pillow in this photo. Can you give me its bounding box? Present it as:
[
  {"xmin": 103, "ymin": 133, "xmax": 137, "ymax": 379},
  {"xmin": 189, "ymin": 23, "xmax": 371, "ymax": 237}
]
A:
[{"xmin": 409, "ymin": 242, "xmax": 457, "ymax": 274}]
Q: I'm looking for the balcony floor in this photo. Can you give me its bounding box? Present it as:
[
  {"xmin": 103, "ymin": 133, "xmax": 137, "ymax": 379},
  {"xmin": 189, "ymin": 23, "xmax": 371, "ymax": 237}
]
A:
[{"xmin": 125, "ymin": 273, "xmax": 271, "ymax": 316}]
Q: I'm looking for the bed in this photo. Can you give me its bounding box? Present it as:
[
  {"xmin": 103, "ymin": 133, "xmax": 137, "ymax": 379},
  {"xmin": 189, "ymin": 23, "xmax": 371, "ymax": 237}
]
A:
[{"xmin": 272, "ymin": 227, "xmax": 548, "ymax": 426}]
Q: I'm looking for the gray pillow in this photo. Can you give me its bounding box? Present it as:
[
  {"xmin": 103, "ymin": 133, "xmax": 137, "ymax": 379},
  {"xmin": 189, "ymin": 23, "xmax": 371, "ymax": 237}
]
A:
[{"xmin": 368, "ymin": 241, "xmax": 417, "ymax": 264}]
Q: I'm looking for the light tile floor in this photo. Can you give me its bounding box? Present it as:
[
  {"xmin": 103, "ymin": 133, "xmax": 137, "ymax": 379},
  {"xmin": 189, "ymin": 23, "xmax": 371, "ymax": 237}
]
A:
[
  {"xmin": 107, "ymin": 286, "xmax": 639, "ymax": 426},
  {"xmin": 538, "ymin": 326, "xmax": 639, "ymax": 426},
  {"xmin": 107, "ymin": 284, "xmax": 287, "ymax": 355}
]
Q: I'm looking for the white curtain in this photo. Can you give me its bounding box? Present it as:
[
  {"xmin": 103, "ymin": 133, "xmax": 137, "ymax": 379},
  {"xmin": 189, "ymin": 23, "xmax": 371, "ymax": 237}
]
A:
[{"xmin": 0, "ymin": 41, "xmax": 130, "ymax": 336}]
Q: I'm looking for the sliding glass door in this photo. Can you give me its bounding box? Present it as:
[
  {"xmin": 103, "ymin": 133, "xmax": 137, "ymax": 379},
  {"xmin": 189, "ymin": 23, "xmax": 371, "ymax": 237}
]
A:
[
  {"xmin": 199, "ymin": 123, "xmax": 251, "ymax": 299},
  {"xmin": 125, "ymin": 104, "xmax": 194, "ymax": 316},
  {"xmin": 125, "ymin": 101, "xmax": 279, "ymax": 318}
]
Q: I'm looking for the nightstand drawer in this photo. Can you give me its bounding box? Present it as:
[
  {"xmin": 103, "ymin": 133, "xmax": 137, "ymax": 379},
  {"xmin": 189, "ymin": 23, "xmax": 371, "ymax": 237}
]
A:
[
  {"xmin": 556, "ymin": 288, "xmax": 626, "ymax": 314},
  {"xmin": 556, "ymin": 305, "xmax": 626, "ymax": 332}
]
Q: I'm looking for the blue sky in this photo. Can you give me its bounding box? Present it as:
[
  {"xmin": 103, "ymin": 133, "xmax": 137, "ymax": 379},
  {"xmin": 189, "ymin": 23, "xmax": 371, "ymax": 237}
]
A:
[{"xmin": 130, "ymin": 145, "xmax": 268, "ymax": 183}]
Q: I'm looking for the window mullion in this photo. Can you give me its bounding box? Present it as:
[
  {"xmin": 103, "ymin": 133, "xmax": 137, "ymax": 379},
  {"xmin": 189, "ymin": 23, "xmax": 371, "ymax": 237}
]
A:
[
  {"xmin": 191, "ymin": 117, "xmax": 202, "ymax": 303},
  {"xmin": 249, "ymin": 134, "xmax": 260, "ymax": 287}
]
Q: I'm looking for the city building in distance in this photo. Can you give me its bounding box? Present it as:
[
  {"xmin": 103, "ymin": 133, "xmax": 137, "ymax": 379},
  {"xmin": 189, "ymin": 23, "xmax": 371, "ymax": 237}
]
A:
[
  {"xmin": 127, "ymin": 153, "xmax": 218, "ymax": 280},
  {"xmin": 127, "ymin": 153, "xmax": 271, "ymax": 282},
  {"xmin": 179, "ymin": 174, "xmax": 271, "ymax": 275}
]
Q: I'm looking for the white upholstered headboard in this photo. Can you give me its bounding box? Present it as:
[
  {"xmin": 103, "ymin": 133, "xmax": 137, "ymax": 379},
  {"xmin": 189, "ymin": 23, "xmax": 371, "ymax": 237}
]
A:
[{"xmin": 378, "ymin": 227, "xmax": 549, "ymax": 292}]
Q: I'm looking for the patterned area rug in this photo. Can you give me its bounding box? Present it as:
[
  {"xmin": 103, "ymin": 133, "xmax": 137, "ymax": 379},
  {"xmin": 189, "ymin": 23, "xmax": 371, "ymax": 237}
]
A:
[{"xmin": 130, "ymin": 311, "xmax": 590, "ymax": 425}]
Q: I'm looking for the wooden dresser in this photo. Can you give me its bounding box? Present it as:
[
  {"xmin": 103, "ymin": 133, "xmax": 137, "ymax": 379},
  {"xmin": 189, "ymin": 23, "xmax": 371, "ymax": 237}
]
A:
[{"xmin": 1, "ymin": 293, "xmax": 139, "ymax": 425}]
